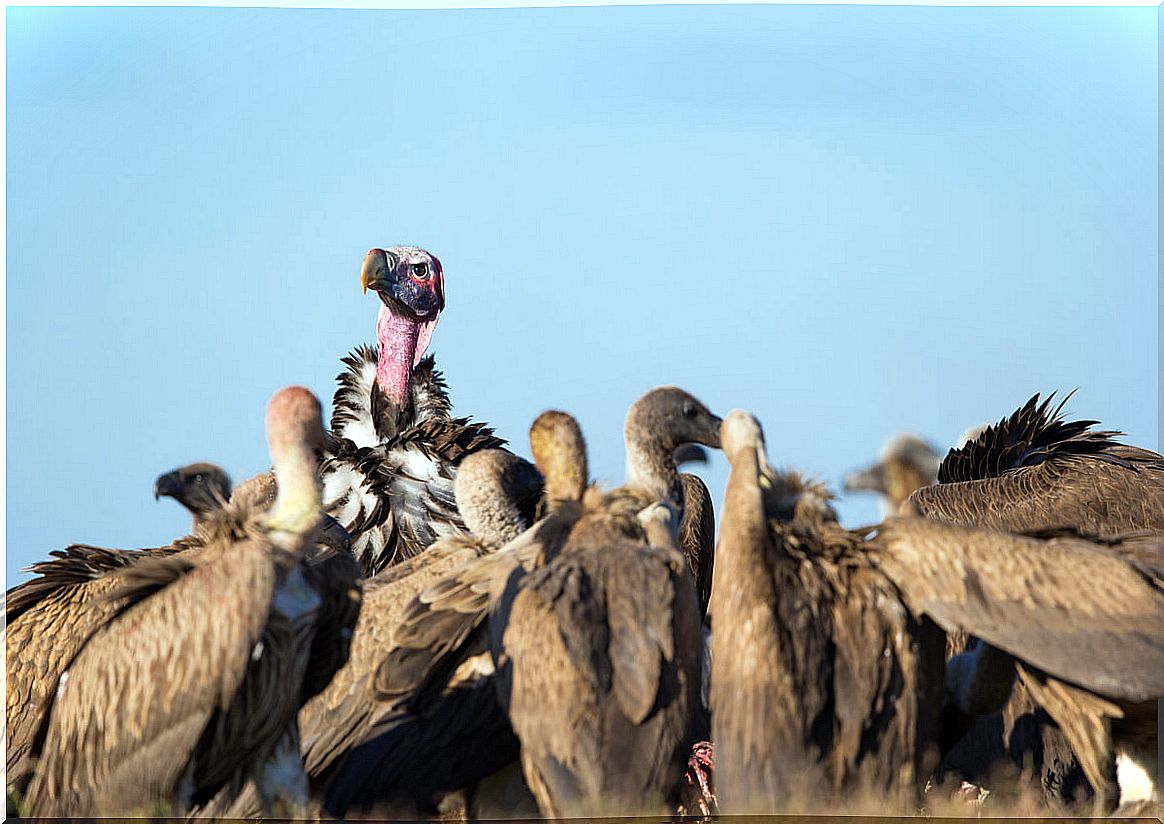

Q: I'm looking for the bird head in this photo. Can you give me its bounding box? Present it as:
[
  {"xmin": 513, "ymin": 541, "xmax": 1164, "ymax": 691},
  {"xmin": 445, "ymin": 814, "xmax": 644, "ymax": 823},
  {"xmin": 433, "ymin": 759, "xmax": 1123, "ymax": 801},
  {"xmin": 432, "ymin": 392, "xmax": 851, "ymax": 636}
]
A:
[
  {"xmin": 154, "ymin": 462, "xmax": 232, "ymax": 516},
  {"xmin": 843, "ymin": 432, "xmax": 941, "ymax": 509},
  {"xmin": 361, "ymin": 246, "xmax": 444, "ymax": 358},
  {"xmin": 627, "ymin": 387, "xmax": 723, "ymax": 453}
]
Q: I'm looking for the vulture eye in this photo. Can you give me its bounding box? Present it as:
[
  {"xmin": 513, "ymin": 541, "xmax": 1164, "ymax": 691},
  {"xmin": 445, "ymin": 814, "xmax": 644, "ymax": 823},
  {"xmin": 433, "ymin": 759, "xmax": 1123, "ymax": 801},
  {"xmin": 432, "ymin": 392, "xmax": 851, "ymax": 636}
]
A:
[
  {"xmin": 192, "ymin": 474, "xmax": 204, "ymax": 483},
  {"xmin": 682, "ymin": 403, "xmax": 697, "ymax": 419},
  {"xmin": 411, "ymin": 262, "xmax": 430, "ymax": 280}
]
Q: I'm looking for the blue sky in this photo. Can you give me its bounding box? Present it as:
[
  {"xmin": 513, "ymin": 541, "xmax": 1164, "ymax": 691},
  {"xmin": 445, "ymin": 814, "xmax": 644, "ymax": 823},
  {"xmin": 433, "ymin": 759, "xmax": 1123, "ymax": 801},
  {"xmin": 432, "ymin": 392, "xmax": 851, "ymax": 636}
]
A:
[{"xmin": 6, "ymin": 4, "xmax": 1159, "ymax": 584}]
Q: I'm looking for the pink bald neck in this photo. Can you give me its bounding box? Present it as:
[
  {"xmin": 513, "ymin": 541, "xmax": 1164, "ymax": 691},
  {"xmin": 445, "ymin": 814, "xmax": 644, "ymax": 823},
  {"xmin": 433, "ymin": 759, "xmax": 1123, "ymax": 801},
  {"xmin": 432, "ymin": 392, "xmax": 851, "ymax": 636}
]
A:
[{"xmin": 375, "ymin": 304, "xmax": 438, "ymax": 406}]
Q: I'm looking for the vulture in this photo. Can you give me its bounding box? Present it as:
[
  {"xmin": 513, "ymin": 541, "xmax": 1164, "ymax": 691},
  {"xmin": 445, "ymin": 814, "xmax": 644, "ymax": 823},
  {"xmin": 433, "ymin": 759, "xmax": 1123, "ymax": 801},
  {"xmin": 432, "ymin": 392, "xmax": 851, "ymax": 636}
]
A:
[
  {"xmin": 330, "ymin": 388, "xmax": 721, "ymax": 818},
  {"xmin": 22, "ymin": 387, "xmax": 362, "ymax": 817},
  {"xmin": 843, "ymin": 433, "xmax": 942, "ymax": 516},
  {"xmin": 714, "ymin": 409, "xmax": 1163, "ymax": 816},
  {"xmin": 873, "ymin": 518, "xmax": 1163, "ymax": 814},
  {"xmin": 154, "ymin": 462, "xmax": 233, "ymax": 528},
  {"xmin": 5, "ymin": 469, "xmax": 349, "ymax": 804},
  {"xmin": 323, "ymin": 410, "xmax": 592, "ymax": 817},
  {"xmin": 843, "ymin": 427, "xmax": 1090, "ymax": 810},
  {"xmin": 488, "ymin": 389, "xmax": 720, "ymax": 818},
  {"xmin": 711, "ymin": 410, "xmax": 946, "ymax": 815},
  {"xmin": 490, "ymin": 497, "xmax": 703, "ymax": 818},
  {"xmin": 900, "ymin": 392, "xmax": 1164, "ymax": 812},
  {"xmin": 904, "ymin": 392, "xmax": 1164, "ymax": 536},
  {"xmin": 6, "ymin": 540, "xmax": 196, "ymax": 796},
  {"xmin": 321, "ymin": 246, "xmax": 508, "ymax": 576},
  {"xmin": 202, "ymin": 446, "xmax": 544, "ymax": 818}
]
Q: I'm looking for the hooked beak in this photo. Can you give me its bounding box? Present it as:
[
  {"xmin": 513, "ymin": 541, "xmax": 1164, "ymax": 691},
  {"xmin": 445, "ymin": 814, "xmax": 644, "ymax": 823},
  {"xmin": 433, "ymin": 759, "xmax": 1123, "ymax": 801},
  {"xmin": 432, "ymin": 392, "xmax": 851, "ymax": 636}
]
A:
[
  {"xmin": 361, "ymin": 248, "xmax": 393, "ymax": 295},
  {"xmin": 360, "ymin": 247, "xmax": 444, "ymax": 321},
  {"xmin": 154, "ymin": 470, "xmax": 182, "ymax": 501}
]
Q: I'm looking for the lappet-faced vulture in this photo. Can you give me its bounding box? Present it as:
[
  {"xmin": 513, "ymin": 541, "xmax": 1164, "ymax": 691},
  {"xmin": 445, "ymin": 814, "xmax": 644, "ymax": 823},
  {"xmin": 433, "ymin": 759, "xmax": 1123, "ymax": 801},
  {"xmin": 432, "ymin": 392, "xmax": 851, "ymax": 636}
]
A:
[
  {"xmin": 22, "ymin": 388, "xmax": 361, "ymax": 817},
  {"xmin": 321, "ymin": 247, "xmax": 510, "ymax": 576}
]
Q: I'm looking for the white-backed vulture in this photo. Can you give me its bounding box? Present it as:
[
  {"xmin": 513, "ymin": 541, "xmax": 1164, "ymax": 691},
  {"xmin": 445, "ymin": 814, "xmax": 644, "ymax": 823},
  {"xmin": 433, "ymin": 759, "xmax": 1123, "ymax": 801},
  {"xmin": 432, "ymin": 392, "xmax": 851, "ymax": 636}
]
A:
[
  {"xmin": 843, "ymin": 423, "xmax": 1090, "ymax": 810},
  {"xmin": 490, "ymin": 500, "xmax": 703, "ymax": 818},
  {"xmin": 321, "ymin": 247, "xmax": 509, "ymax": 576},
  {"xmin": 201, "ymin": 447, "xmax": 544, "ymax": 818},
  {"xmin": 902, "ymin": 392, "xmax": 1163, "ymax": 812},
  {"xmin": 487, "ymin": 388, "xmax": 719, "ymax": 818},
  {"xmin": 322, "ymin": 410, "xmax": 591, "ymax": 817},
  {"xmin": 844, "ymin": 433, "xmax": 942, "ymax": 516},
  {"xmin": 22, "ymin": 387, "xmax": 361, "ymax": 817},
  {"xmin": 154, "ymin": 462, "xmax": 233, "ymax": 529},
  {"xmin": 715, "ymin": 407, "xmax": 1164, "ymax": 814},
  {"xmin": 5, "ymin": 476, "xmax": 351, "ymax": 803},
  {"xmin": 711, "ymin": 410, "xmax": 947, "ymax": 815},
  {"xmin": 329, "ymin": 389, "xmax": 721, "ymax": 818}
]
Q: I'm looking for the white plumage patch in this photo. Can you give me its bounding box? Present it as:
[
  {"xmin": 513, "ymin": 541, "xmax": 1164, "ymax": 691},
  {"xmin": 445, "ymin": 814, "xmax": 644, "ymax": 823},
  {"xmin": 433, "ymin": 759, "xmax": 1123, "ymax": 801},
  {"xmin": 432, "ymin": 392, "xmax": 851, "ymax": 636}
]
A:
[
  {"xmin": 323, "ymin": 463, "xmax": 380, "ymax": 529},
  {"xmin": 393, "ymin": 443, "xmax": 445, "ymax": 484},
  {"xmin": 334, "ymin": 357, "xmax": 380, "ymax": 449},
  {"xmin": 1117, "ymin": 750, "xmax": 1157, "ymax": 805}
]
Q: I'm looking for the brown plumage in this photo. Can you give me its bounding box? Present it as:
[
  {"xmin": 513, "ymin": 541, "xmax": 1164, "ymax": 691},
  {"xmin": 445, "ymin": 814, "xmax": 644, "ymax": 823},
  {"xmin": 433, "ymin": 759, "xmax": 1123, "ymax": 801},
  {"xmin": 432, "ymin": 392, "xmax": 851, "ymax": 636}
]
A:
[
  {"xmin": 207, "ymin": 448, "xmax": 541, "ymax": 820},
  {"xmin": 901, "ymin": 393, "xmax": 1163, "ymax": 811},
  {"xmin": 22, "ymin": 387, "xmax": 361, "ymax": 817},
  {"xmin": 487, "ymin": 389, "xmax": 718, "ymax": 818},
  {"xmin": 710, "ymin": 410, "xmax": 946, "ymax": 815},
  {"xmin": 841, "ymin": 424, "xmax": 1091, "ymax": 810},
  {"xmin": 905, "ymin": 393, "xmax": 1164, "ymax": 537},
  {"xmin": 334, "ymin": 390, "xmax": 720, "ymax": 818},
  {"xmin": 5, "ymin": 540, "xmax": 196, "ymax": 792},
  {"xmin": 491, "ymin": 499, "xmax": 703, "ymax": 818},
  {"xmin": 874, "ymin": 518, "xmax": 1163, "ymax": 812},
  {"xmin": 5, "ymin": 474, "xmax": 348, "ymax": 804},
  {"xmin": 681, "ymin": 472, "xmax": 716, "ymax": 619},
  {"xmin": 322, "ymin": 414, "xmax": 584, "ymax": 817}
]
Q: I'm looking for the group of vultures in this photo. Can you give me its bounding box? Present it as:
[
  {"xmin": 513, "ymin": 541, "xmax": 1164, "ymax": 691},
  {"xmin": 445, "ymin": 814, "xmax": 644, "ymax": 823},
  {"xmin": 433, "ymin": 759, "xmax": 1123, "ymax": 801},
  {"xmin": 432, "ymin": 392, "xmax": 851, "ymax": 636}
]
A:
[{"xmin": 6, "ymin": 246, "xmax": 1162, "ymax": 820}]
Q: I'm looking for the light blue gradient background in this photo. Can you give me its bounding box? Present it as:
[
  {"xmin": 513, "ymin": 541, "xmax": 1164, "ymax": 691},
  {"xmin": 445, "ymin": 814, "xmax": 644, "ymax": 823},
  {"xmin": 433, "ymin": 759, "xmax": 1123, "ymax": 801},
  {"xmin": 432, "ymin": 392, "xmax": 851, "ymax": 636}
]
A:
[{"xmin": 7, "ymin": 5, "xmax": 1159, "ymax": 585}]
